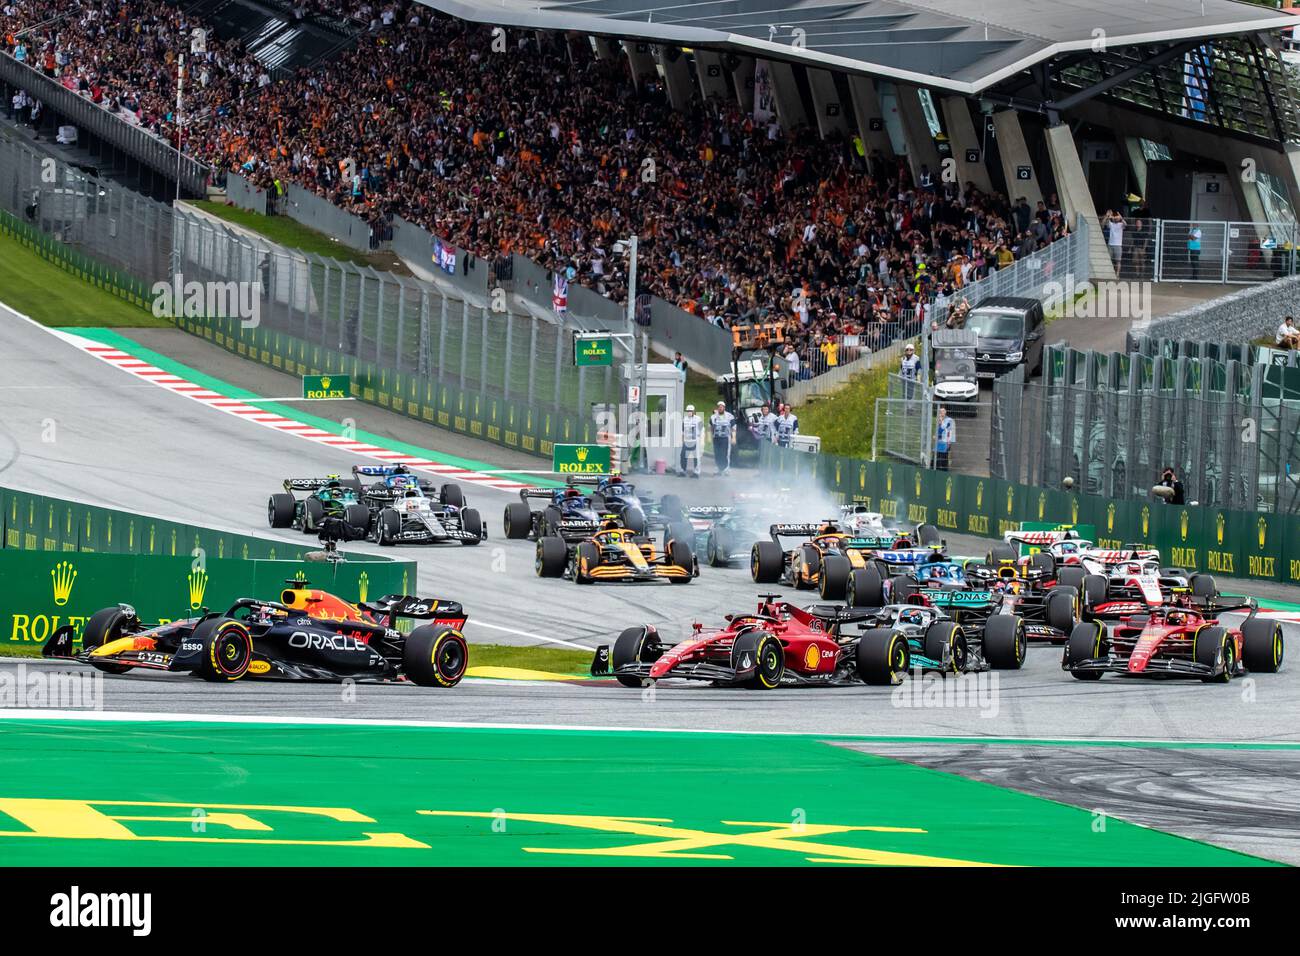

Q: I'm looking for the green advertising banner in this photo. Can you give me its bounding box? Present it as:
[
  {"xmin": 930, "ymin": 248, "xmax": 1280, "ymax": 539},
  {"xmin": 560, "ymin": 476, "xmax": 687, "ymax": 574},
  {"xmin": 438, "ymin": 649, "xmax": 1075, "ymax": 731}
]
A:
[
  {"xmin": 574, "ymin": 335, "xmax": 614, "ymax": 367},
  {"xmin": 552, "ymin": 443, "xmax": 613, "ymax": 475},
  {"xmin": 758, "ymin": 446, "xmax": 1299, "ymax": 585},
  {"xmin": 1, "ymin": 551, "xmax": 416, "ymax": 648}
]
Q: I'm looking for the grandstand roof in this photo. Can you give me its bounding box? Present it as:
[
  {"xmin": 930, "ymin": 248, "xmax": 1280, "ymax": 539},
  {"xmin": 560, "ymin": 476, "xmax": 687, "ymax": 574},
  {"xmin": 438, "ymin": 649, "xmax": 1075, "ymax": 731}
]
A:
[{"xmin": 419, "ymin": 0, "xmax": 1298, "ymax": 94}]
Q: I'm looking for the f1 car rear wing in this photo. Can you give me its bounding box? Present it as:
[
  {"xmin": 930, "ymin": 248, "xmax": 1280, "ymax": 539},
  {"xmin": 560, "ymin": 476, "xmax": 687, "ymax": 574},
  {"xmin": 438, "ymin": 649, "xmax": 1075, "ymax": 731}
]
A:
[
  {"xmin": 768, "ymin": 522, "xmax": 824, "ymax": 542},
  {"xmin": 686, "ymin": 506, "xmax": 735, "ymax": 520},
  {"xmin": 283, "ymin": 478, "xmax": 344, "ymax": 492},
  {"xmin": 360, "ymin": 594, "xmax": 466, "ymax": 621},
  {"xmin": 1003, "ymin": 529, "xmax": 1081, "ymax": 546},
  {"xmin": 353, "ymin": 464, "xmax": 410, "ymax": 477}
]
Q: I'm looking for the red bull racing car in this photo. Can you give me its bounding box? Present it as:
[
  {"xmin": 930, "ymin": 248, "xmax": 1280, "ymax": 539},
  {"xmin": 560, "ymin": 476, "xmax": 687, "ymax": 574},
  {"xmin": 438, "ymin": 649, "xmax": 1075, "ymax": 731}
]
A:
[{"xmin": 42, "ymin": 582, "xmax": 471, "ymax": 687}]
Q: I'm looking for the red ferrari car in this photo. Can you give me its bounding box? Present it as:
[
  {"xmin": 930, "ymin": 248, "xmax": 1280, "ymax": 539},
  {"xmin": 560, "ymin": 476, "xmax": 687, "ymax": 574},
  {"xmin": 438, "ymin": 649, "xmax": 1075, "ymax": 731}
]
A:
[
  {"xmin": 1062, "ymin": 600, "xmax": 1284, "ymax": 682},
  {"xmin": 590, "ymin": 596, "xmax": 869, "ymax": 689}
]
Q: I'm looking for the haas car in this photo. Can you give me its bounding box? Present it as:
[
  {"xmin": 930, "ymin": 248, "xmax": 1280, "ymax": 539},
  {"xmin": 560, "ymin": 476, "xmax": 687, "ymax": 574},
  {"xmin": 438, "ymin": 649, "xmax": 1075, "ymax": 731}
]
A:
[
  {"xmin": 536, "ymin": 522, "xmax": 696, "ymax": 584},
  {"xmin": 267, "ymin": 474, "xmax": 369, "ymax": 536},
  {"xmin": 352, "ymin": 465, "xmax": 485, "ymax": 546},
  {"xmin": 43, "ymin": 582, "xmax": 472, "ymax": 687},
  {"xmin": 1062, "ymin": 594, "xmax": 1284, "ymax": 683},
  {"xmin": 591, "ymin": 595, "xmax": 1025, "ymax": 688}
]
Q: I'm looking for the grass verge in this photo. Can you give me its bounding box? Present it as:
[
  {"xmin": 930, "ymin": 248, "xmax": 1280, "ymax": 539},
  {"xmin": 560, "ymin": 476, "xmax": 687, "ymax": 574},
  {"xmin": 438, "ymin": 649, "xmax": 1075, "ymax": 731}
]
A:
[
  {"xmin": 0, "ymin": 231, "xmax": 170, "ymax": 328},
  {"xmin": 189, "ymin": 200, "xmax": 405, "ymax": 272},
  {"xmin": 792, "ymin": 362, "xmax": 891, "ymax": 458}
]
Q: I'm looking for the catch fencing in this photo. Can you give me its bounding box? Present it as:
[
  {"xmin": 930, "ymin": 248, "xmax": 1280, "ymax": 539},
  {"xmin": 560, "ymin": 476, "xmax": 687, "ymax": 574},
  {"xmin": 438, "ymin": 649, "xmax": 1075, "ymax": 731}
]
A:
[
  {"xmin": 0, "ymin": 136, "xmax": 172, "ymax": 296},
  {"xmin": 989, "ymin": 344, "xmax": 1300, "ymax": 515}
]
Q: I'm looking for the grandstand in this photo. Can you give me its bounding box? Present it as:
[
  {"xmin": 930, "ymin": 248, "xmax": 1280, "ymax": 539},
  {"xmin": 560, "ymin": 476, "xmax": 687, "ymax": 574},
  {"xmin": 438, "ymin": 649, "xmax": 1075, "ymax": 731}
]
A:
[{"xmin": 2, "ymin": 0, "xmax": 1299, "ymax": 446}]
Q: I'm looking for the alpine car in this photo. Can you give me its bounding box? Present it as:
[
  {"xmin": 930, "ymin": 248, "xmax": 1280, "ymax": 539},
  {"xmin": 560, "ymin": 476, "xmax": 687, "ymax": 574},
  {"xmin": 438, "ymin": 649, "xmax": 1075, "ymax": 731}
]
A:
[
  {"xmin": 42, "ymin": 582, "xmax": 472, "ymax": 687},
  {"xmin": 536, "ymin": 522, "xmax": 696, "ymax": 584},
  {"xmin": 591, "ymin": 595, "xmax": 1025, "ymax": 688},
  {"xmin": 1062, "ymin": 600, "xmax": 1284, "ymax": 682},
  {"xmin": 751, "ymin": 522, "xmax": 892, "ymax": 600},
  {"xmin": 354, "ymin": 466, "xmax": 484, "ymax": 546},
  {"xmin": 267, "ymin": 475, "xmax": 369, "ymax": 536},
  {"xmin": 504, "ymin": 481, "xmax": 608, "ymax": 542},
  {"xmin": 839, "ymin": 504, "xmax": 942, "ymax": 548}
]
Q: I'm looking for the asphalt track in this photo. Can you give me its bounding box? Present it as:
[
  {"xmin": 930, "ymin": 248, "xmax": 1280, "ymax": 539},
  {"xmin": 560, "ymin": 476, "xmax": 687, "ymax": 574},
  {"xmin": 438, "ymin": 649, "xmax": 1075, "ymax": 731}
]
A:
[{"xmin": 2, "ymin": 309, "xmax": 1298, "ymax": 745}]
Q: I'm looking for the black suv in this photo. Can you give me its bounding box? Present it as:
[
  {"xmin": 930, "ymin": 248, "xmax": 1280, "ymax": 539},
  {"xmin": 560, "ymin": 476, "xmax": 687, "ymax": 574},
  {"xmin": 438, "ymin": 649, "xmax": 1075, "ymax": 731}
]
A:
[{"xmin": 964, "ymin": 296, "xmax": 1045, "ymax": 380}]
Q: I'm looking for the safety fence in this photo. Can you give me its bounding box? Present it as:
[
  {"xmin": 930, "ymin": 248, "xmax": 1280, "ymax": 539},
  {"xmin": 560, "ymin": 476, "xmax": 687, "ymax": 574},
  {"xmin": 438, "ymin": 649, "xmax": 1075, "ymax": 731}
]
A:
[
  {"xmin": 759, "ymin": 444, "xmax": 1300, "ymax": 586},
  {"xmin": 0, "ymin": 136, "xmax": 171, "ymax": 303},
  {"xmin": 1109, "ymin": 219, "xmax": 1300, "ymax": 284},
  {"xmin": 990, "ymin": 343, "xmax": 1300, "ymax": 514},
  {"xmin": 929, "ymin": 216, "xmax": 1093, "ymax": 326},
  {"xmin": 0, "ymin": 551, "xmax": 413, "ymax": 650},
  {"xmin": 172, "ymin": 206, "xmax": 621, "ymax": 419},
  {"xmin": 184, "ymin": 312, "xmax": 613, "ymax": 458}
]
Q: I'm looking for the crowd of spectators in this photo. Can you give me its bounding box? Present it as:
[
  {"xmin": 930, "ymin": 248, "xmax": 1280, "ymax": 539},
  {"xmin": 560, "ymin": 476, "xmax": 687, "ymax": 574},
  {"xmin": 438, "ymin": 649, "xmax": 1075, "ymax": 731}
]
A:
[{"xmin": 2, "ymin": 0, "xmax": 1072, "ymax": 375}]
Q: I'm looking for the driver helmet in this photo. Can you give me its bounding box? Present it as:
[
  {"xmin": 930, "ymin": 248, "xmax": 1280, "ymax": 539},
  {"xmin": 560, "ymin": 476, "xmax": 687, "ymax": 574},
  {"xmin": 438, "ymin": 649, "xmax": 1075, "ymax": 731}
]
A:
[
  {"xmin": 899, "ymin": 608, "xmax": 925, "ymax": 626},
  {"xmin": 1165, "ymin": 611, "xmax": 1187, "ymax": 625},
  {"xmin": 404, "ymin": 487, "xmax": 421, "ymax": 498}
]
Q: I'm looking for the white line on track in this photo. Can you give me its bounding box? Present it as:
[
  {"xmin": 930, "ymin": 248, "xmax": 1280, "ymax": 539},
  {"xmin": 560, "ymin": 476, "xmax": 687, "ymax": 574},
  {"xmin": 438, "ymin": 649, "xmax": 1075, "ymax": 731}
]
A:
[
  {"xmin": 1, "ymin": 708, "xmax": 1298, "ymax": 745},
  {"xmin": 465, "ymin": 620, "xmax": 593, "ymax": 650}
]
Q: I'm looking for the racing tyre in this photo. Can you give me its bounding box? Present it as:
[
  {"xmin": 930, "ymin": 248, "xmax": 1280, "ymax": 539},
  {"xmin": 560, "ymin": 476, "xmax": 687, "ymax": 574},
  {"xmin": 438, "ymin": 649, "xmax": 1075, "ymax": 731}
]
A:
[
  {"xmin": 659, "ymin": 494, "xmax": 684, "ymax": 521},
  {"xmin": 731, "ymin": 630, "xmax": 784, "ymax": 689},
  {"xmin": 855, "ymin": 628, "xmax": 910, "ymax": 686},
  {"xmin": 1055, "ymin": 565, "xmax": 1086, "ymax": 592},
  {"xmin": 666, "ymin": 522, "xmax": 694, "ymax": 552},
  {"xmin": 751, "ymin": 540, "xmax": 784, "ymax": 583},
  {"xmin": 303, "ymin": 497, "xmax": 325, "ymax": 533},
  {"xmin": 667, "ymin": 539, "xmax": 694, "ymax": 583},
  {"xmin": 981, "ymin": 615, "xmax": 1026, "ymax": 669},
  {"xmin": 81, "ymin": 607, "xmax": 135, "ymax": 675},
  {"xmin": 1045, "ymin": 586, "xmax": 1078, "ymax": 635},
  {"xmin": 611, "ymin": 626, "xmax": 663, "ymax": 687},
  {"xmin": 1189, "ymin": 573, "xmax": 1218, "ymax": 600},
  {"xmin": 536, "ymin": 537, "xmax": 568, "ymax": 577},
  {"xmin": 267, "ymin": 493, "xmax": 296, "ymax": 528},
  {"xmin": 1064, "ymin": 622, "xmax": 1105, "ymax": 680},
  {"xmin": 796, "ymin": 545, "xmax": 822, "ymax": 590},
  {"xmin": 504, "ymin": 501, "xmax": 532, "ymax": 539},
  {"xmin": 707, "ymin": 529, "xmax": 732, "ymax": 567},
  {"xmin": 916, "ymin": 523, "xmax": 941, "ymax": 547},
  {"xmin": 986, "ymin": 542, "xmax": 1017, "ymax": 565},
  {"xmin": 344, "ymin": 503, "xmax": 370, "ymax": 534},
  {"xmin": 1027, "ymin": 551, "xmax": 1056, "ymax": 578},
  {"xmin": 191, "ymin": 617, "xmax": 253, "ymax": 683},
  {"xmin": 542, "ymin": 506, "xmax": 564, "ymax": 538},
  {"xmin": 1240, "ymin": 619, "xmax": 1284, "ymax": 674},
  {"xmin": 459, "ymin": 508, "xmax": 483, "ymax": 545},
  {"xmin": 440, "ymin": 484, "xmax": 465, "ymax": 509},
  {"xmin": 819, "ymin": 555, "xmax": 851, "ymax": 600},
  {"xmin": 376, "ymin": 508, "xmax": 401, "ymax": 545},
  {"xmin": 923, "ymin": 622, "xmax": 969, "ymax": 673},
  {"xmin": 573, "ymin": 542, "xmax": 600, "ymax": 584},
  {"xmin": 622, "ymin": 509, "xmax": 647, "ymax": 535},
  {"xmin": 1193, "ymin": 626, "xmax": 1234, "ymax": 683},
  {"xmin": 889, "ymin": 575, "xmax": 918, "ymax": 604},
  {"xmin": 847, "ymin": 566, "xmax": 885, "ymax": 608},
  {"xmin": 1082, "ymin": 574, "xmax": 1109, "ymax": 613},
  {"xmin": 402, "ymin": 625, "xmax": 468, "ymax": 687}
]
